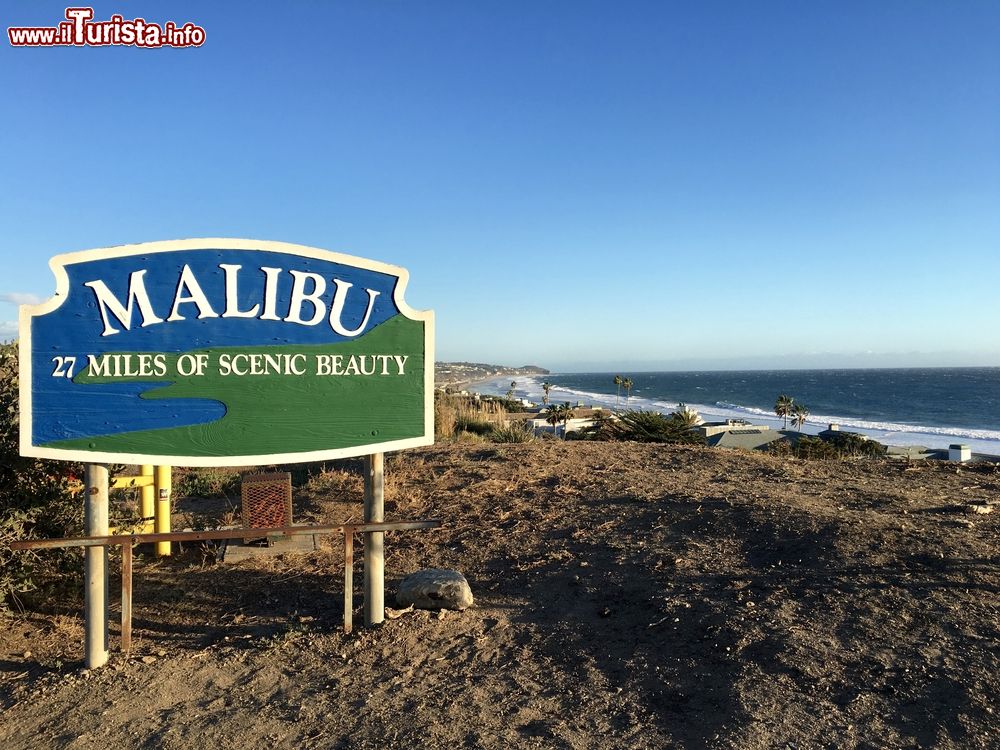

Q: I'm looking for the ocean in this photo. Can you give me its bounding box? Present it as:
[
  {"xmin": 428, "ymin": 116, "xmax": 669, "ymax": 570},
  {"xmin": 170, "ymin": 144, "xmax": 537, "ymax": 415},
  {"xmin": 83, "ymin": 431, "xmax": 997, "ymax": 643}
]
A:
[{"xmin": 474, "ymin": 368, "xmax": 1000, "ymax": 454}]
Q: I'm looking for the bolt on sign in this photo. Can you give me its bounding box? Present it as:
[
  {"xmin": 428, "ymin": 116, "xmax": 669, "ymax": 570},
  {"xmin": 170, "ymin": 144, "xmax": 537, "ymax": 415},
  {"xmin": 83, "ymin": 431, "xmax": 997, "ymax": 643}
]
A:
[{"xmin": 19, "ymin": 239, "xmax": 434, "ymax": 465}]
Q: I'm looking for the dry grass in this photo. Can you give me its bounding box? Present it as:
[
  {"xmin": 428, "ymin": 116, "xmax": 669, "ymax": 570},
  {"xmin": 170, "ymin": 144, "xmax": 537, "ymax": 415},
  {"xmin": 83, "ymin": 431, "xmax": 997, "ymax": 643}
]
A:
[{"xmin": 435, "ymin": 394, "xmax": 508, "ymax": 440}]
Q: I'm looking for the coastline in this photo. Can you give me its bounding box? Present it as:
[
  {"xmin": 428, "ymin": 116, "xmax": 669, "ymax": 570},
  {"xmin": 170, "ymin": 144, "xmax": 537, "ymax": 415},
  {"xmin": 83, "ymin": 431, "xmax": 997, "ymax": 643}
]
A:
[
  {"xmin": 435, "ymin": 363, "xmax": 549, "ymax": 395},
  {"xmin": 465, "ymin": 374, "xmax": 1000, "ymax": 457},
  {"xmin": 446, "ymin": 376, "xmax": 501, "ymax": 393}
]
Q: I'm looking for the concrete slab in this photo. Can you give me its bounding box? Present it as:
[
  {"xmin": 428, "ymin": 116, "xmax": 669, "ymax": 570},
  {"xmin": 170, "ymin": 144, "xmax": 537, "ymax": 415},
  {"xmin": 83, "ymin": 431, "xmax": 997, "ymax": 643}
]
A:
[{"xmin": 221, "ymin": 530, "xmax": 330, "ymax": 563}]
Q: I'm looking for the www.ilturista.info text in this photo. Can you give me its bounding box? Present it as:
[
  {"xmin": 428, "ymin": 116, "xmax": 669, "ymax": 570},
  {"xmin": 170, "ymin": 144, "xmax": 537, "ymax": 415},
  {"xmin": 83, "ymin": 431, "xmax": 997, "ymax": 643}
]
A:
[{"xmin": 8, "ymin": 7, "xmax": 205, "ymax": 48}]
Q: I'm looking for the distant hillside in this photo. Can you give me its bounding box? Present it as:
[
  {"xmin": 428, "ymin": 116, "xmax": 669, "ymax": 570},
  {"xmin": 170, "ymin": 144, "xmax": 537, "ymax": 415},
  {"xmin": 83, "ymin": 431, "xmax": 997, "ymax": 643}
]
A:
[{"xmin": 435, "ymin": 361, "xmax": 549, "ymax": 387}]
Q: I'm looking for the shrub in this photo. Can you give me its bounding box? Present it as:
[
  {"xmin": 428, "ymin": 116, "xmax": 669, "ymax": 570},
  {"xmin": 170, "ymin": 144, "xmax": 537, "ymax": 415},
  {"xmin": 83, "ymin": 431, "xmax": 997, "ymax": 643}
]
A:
[
  {"xmin": 454, "ymin": 415, "xmax": 495, "ymax": 436},
  {"xmin": 825, "ymin": 432, "xmax": 887, "ymax": 458},
  {"xmin": 174, "ymin": 468, "xmax": 240, "ymax": 499},
  {"xmin": 572, "ymin": 412, "xmax": 612, "ymax": 441},
  {"xmin": 776, "ymin": 433, "xmax": 887, "ymax": 460},
  {"xmin": 490, "ymin": 421, "xmax": 535, "ymax": 443},
  {"xmin": 602, "ymin": 410, "xmax": 705, "ymax": 445},
  {"xmin": 793, "ymin": 436, "xmax": 839, "ymax": 460},
  {"xmin": 767, "ymin": 439, "xmax": 793, "ymax": 458},
  {"xmin": 0, "ymin": 343, "xmax": 85, "ymax": 612},
  {"xmin": 670, "ymin": 403, "xmax": 703, "ymax": 427}
]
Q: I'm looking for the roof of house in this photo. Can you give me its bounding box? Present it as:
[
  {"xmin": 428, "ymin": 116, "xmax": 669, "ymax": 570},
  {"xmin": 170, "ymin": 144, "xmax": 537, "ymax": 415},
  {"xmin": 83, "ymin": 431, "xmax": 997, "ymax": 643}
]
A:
[
  {"xmin": 532, "ymin": 406, "xmax": 606, "ymax": 418},
  {"xmin": 707, "ymin": 429, "xmax": 786, "ymax": 451},
  {"xmin": 817, "ymin": 429, "xmax": 868, "ymax": 440}
]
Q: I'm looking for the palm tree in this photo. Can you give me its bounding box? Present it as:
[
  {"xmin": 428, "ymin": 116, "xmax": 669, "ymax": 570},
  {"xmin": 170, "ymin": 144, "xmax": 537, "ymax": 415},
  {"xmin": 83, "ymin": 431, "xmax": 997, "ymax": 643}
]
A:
[
  {"xmin": 506, "ymin": 380, "xmax": 517, "ymax": 402},
  {"xmin": 557, "ymin": 401, "xmax": 576, "ymax": 439},
  {"xmin": 544, "ymin": 402, "xmax": 576, "ymax": 439},
  {"xmin": 545, "ymin": 404, "xmax": 561, "ymax": 437},
  {"xmin": 542, "ymin": 381, "xmax": 553, "ymax": 406},
  {"xmin": 774, "ymin": 394, "xmax": 794, "ymax": 429},
  {"xmin": 792, "ymin": 403, "xmax": 809, "ymax": 432},
  {"xmin": 622, "ymin": 378, "xmax": 634, "ymax": 406},
  {"xmin": 613, "ymin": 375, "xmax": 623, "ymax": 409}
]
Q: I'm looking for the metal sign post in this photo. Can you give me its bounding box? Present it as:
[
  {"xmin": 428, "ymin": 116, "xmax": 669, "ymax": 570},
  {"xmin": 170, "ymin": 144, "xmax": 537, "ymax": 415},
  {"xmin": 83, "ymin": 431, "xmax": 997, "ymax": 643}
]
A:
[
  {"xmin": 83, "ymin": 463, "xmax": 109, "ymax": 669},
  {"xmin": 363, "ymin": 452, "xmax": 385, "ymax": 626}
]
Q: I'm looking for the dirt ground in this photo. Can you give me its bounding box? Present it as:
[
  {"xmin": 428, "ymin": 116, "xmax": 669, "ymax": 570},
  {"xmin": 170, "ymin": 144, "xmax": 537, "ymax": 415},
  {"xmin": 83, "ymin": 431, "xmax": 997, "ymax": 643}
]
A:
[{"xmin": 1, "ymin": 441, "xmax": 998, "ymax": 749}]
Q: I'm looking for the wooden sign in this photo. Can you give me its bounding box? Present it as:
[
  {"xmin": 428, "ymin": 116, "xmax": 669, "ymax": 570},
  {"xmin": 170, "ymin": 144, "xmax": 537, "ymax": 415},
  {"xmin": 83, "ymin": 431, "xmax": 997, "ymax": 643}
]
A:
[{"xmin": 19, "ymin": 239, "xmax": 434, "ymax": 466}]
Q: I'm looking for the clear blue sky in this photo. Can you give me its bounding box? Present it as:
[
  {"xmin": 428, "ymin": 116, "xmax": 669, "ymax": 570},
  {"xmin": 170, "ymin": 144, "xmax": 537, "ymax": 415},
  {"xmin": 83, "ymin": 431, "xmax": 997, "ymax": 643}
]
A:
[{"xmin": 2, "ymin": 1, "xmax": 998, "ymax": 371}]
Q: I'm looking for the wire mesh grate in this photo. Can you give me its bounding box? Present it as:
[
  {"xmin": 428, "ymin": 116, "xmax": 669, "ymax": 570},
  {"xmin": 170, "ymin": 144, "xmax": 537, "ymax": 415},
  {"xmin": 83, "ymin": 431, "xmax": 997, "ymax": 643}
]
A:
[{"xmin": 241, "ymin": 472, "xmax": 293, "ymax": 530}]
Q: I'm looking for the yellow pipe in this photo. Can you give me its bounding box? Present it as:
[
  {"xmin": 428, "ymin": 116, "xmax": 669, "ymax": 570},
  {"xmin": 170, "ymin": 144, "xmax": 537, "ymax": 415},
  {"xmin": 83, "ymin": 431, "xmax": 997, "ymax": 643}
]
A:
[
  {"xmin": 154, "ymin": 465, "xmax": 172, "ymax": 557},
  {"xmin": 140, "ymin": 465, "xmax": 155, "ymax": 534}
]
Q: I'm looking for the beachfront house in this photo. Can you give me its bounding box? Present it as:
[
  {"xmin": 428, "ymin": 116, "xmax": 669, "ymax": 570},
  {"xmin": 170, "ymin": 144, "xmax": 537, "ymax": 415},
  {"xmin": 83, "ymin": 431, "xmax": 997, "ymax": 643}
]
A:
[
  {"xmin": 529, "ymin": 407, "xmax": 605, "ymax": 438},
  {"xmin": 696, "ymin": 419, "xmax": 766, "ymax": 439},
  {"xmin": 693, "ymin": 419, "xmax": 791, "ymax": 452},
  {"xmin": 817, "ymin": 423, "xmax": 867, "ymax": 440},
  {"xmin": 706, "ymin": 428, "xmax": 786, "ymax": 452}
]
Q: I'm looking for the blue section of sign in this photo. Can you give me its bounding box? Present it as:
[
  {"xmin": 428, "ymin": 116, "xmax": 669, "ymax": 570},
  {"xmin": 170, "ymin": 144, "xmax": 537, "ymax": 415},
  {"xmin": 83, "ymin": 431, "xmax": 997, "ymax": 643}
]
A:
[
  {"xmin": 32, "ymin": 382, "xmax": 227, "ymax": 446},
  {"xmin": 31, "ymin": 247, "xmax": 401, "ymax": 444}
]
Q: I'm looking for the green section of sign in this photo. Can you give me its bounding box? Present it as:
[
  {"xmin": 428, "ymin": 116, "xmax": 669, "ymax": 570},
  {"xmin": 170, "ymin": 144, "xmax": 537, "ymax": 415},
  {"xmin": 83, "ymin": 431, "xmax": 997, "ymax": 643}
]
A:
[{"xmin": 47, "ymin": 315, "xmax": 425, "ymax": 457}]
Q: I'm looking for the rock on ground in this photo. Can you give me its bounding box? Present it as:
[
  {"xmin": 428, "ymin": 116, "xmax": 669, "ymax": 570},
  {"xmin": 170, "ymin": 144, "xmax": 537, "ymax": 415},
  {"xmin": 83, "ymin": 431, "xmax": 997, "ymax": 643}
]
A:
[{"xmin": 396, "ymin": 568, "xmax": 474, "ymax": 610}]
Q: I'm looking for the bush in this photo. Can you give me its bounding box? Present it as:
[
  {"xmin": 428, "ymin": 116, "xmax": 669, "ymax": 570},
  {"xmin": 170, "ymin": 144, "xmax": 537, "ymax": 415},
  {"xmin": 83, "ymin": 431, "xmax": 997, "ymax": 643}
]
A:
[
  {"xmin": 454, "ymin": 415, "xmax": 495, "ymax": 436},
  {"xmin": 792, "ymin": 436, "xmax": 839, "ymax": 460},
  {"xmin": 571, "ymin": 412, "xmax": 611, "ymax": 441},
  {"xmin": 766, "ymin": 439, "xmax": 793, "ymax": 458},
  {"xmin": 174, "ymin": 468, "xmax": 240, "ymax": 499},
  {"xmin": 0, "ymin": 343, "xmax": 85, "ymax": 612},
  {"xmin": 490, "ymin": 421, "xmax": 535, "ymax": 443},
  {"xmin": 454, "ymin": 430, "xmax": 488, "ymax": 445},
  {"xmin": 825, "ymin": 431, "xmax": 887, "ymax": 458},
  {"xmin": 773, "ymin": 433, "xmax": 887, "ymax": 460},
  {"xmin": 601, "ymin": 410, "xmax": 705, "ymax": 445}
]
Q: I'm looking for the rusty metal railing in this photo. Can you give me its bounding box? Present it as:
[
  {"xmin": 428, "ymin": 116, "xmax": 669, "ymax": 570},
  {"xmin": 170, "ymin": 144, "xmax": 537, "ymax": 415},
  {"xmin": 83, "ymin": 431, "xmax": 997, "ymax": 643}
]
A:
[{"xmin": 9, "ymin": 520, "xmax": 440, "ymax": 650}]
